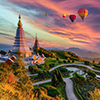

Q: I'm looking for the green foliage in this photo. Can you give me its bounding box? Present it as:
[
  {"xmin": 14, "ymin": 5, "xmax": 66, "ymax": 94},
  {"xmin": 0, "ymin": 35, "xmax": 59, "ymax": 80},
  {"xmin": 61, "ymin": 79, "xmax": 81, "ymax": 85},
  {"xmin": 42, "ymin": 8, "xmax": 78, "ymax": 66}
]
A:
[
  {"xmin": 73, "ymin": 79, "xmax": 84, "ymax": 100},
  {"xmin": 93, "ymin": 63, "xmax": 100, "ymax": 68},
  {"xmin": 72, "ymin": 60, "xmax": 75, "ymax": 63},
  {"xmin": 43, "ymin": 85, "xmax": 60, "ymax": 97},
  {"xmin": 93, "ymin": 60, "xmax": 95, "ymax": 63},
  {"xmin": 87, "ymin": 70, "xmax": 96, "ymax": 78},
  {"xmin": 49, "ymin": 63, "xmax": 55, "ymax": 68},
  {"xmin": 34, "ymin": 47, "xmax": 83, "ymax": 61},
  {"xmin": 56, "ymin": 57, "xmax": 60, "ymax": 61},
  {"xmin": 84, "ymin": 61, "xmax": 90, "ymax": 65},
  {"xmin": 0, "ymin": 50, "xmax": 7, "ymax": 55},
  {"xmin": 52, "ymin": 74, "xmax": 58, "ymax": 86},
  {"xmin": 63, "ymin": 60, "xmax": 66, "ymax": 63},
  {"xmin": 29, "ymin": 65, "xmax": 38, "ymax": 72},
  {"xmin": 68, "ymin": 60, "xmax": 70, "ymax": 63},
  {"xmin": 60, "ymin": 68, "xmax": 68, "ymax": 72},
  {"xmin": 58, "ymin": 60, "xmax": 63, "ymax": 63},
  {"xmin": 52, "ymin": 68, "xmax": 63, "ymax": 86},
  {"xmin": 74, "ymin": 72, "xmax": 86, "ymax": 84}
]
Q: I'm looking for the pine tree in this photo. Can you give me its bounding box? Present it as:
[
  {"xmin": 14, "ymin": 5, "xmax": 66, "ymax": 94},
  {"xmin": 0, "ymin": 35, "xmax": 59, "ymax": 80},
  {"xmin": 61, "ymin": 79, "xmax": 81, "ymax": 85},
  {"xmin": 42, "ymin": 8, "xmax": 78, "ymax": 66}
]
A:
[
  {"xmin": 57, "ymin": 69, "xmax": 63, "ymax": 82},
  {"xmin": 52, "ymin": 74, "xmax": 58, "ymax": 86}
]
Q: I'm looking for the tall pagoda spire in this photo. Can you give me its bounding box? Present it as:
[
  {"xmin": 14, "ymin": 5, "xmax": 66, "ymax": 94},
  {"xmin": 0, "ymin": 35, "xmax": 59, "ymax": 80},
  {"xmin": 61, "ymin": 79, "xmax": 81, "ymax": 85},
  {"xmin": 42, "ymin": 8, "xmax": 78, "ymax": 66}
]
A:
[
  {"xmin": 33, "ymin": 33, "xmax": 40, "ymax": 50},
  {"xmin": 12, "ymin": 15, "xmax": 31, "ymax": 57}
]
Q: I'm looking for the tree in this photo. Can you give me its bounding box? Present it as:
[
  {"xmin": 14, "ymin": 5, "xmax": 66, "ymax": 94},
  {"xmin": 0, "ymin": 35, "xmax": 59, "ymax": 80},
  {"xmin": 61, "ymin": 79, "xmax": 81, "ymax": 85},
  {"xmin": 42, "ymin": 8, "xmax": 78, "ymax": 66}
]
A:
[
  {"xmin": 68, "ymin": 60, "xmax": 70, "ymax": 63},
  {"xmin": 45, "ymin": 64, "xmax": 49, "ymax": 69},
  {"xmin": 84, "ymin": 61, "xmax": 90, "ymax": 65},
  {"xmin": 56, "ymin": 57, "xmax": 60, "ymax": 61},
  {"xmin": 16, "ymin": 48, "xmax": 22, "ymax": 57},
  {"xmin": 72, "ymin": 60, "xmax": 75, "ymax": 63},
  {"xmin": 63, "ymin": 60, "xmax": 66, "ymax": 63},
  {"xmin": 88, "ymin": 88, "xmax": 100, "ymax": 100},
  {"xmin": 57, "ymin": 69, "xmax": 63, "ymax": 82},
  {"xmin": 93, "ymin": 60, "xmax": 95, "ymax": 64},
  {"xmin": 52, "ymin": 74, "xmax": 58, "ymax": 86},
  {"xmin": 29, "ymin": 65, "xmax": 38, "ymax": 72},
  {"xmin": 87, "ymin": 70, "xmax": 96, "ymax": 78}
]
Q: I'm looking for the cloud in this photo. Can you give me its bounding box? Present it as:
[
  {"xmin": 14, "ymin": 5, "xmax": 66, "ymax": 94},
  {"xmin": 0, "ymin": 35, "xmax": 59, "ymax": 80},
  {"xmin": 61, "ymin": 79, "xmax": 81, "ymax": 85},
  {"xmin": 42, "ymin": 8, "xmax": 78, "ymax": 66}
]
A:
[{"xmin": 50, "ymin": 0, "xmax": 66, "ymax": 2}]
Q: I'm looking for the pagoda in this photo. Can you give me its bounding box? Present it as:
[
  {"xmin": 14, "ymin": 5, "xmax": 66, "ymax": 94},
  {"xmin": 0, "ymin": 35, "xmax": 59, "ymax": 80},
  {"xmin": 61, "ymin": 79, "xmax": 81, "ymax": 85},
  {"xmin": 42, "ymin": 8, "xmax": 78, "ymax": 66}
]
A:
[
  {"xmin": 33, "ymin": 34, "xmax": 40, "ymax": 50},
  {"xmin": 12, "ymin": 15, "xmax": 31, "ymax": 57}
]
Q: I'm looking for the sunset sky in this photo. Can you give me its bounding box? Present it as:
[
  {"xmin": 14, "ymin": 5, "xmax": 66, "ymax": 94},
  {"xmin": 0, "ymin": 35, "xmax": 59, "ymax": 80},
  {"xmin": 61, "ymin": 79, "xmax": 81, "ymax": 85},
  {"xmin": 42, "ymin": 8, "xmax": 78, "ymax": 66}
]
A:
[{"xmin": 0, "ymin": 0, "xmax": 100, "ymax": 52}]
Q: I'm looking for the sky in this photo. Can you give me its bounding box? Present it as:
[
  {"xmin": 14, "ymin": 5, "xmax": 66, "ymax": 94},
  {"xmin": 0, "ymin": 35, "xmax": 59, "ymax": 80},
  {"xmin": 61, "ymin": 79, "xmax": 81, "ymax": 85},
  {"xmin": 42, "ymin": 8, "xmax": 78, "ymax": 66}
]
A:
[{"xmin": 0, "ymin": 0, "xmax": 100, "ymax": 52}]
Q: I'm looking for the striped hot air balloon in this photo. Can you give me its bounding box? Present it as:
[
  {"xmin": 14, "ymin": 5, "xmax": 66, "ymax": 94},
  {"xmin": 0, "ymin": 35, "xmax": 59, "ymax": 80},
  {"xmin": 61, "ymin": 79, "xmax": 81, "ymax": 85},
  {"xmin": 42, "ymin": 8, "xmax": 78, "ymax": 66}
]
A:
[{"xmin": 78, "ymin": 8, "xmax": 88, "ymax": 20}]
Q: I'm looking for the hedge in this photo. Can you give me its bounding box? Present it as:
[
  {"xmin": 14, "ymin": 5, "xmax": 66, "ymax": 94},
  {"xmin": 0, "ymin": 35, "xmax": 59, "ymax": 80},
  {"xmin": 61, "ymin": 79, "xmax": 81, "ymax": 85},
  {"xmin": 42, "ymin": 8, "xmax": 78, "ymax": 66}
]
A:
[{"xmin": 72, "ymin": 79, "xmax": 84, "ymax": 100}]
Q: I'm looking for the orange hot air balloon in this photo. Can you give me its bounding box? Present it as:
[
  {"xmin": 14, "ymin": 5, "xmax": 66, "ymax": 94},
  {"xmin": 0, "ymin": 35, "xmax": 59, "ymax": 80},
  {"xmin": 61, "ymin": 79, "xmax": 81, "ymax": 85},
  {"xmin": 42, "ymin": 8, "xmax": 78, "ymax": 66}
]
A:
[
  {"xmin": 39, "ymin": 14, "xmax": 41, "ymax": 16},
  {"xmin": 78, "ymin": 8, "xmax": 88, "ymax": 20},
  {"xmin": 62, "ymin": 14, "xmax": 66, "ymax": 18},
  {"xmin": 69, "ymin": 15, "xmax": 76, "ymax": 22}
]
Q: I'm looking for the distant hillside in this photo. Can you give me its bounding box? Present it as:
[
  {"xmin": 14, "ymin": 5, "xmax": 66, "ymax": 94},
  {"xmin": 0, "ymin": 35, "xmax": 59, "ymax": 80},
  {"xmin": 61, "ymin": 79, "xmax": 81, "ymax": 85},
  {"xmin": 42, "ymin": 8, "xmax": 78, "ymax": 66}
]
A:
[
  {"xmin": 83, "ymin": 57, "xmax": 100, "ymax": 63},
  {"xmin": 34, "ymin": 47, "xmax": 83, "ymax": 61},
  {"xmin": 0, "ymin": 43, "xmax": 13, "ymax": 52},
  {"xmin": 65, "ymin": 47, "xmax": 100, "ymax": 58}
]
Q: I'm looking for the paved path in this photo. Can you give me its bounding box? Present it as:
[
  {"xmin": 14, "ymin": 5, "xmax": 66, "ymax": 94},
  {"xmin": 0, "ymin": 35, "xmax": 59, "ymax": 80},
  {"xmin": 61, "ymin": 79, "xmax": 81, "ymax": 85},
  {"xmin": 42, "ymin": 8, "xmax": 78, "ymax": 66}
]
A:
[
  {"xmin": 49, "ymin": 64, "xmax": 100, "ymax": 73},
  {"xmin": 63, "ymin": 73, "xmax": 78, "ymax": 100},
  {"xmin": 32, "ymin": 72, "xmax": 78, "ymax": 100},
  {"xmin": 26, "ymin": 63, "xmax": 100, "ymax": 77},
  {"xmin": 26, "ymin": 63, "xmax": 100, "ymax": 100}
]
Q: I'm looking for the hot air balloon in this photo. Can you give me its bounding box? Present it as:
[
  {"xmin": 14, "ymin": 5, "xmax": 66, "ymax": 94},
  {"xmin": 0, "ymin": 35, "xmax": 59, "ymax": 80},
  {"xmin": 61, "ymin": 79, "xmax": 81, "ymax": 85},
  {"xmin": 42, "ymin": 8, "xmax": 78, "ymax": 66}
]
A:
[
  {"xmin": 45, "ymin": 13, "xmax": 47, "ymax": 16},
  {"xmin": 62, "ymin": 14, "xmax": 66, "ymax": 18},
  {"xmin": 78, "ymin": 8, "xmax": 88, "ymax": 20},
  {"xmin": 69, "ymin": 15, "xmax": 76, "ymax": 22},
  {"xmin": 39, "ymin": 14, "xmax": 41, "ymax": 16}
]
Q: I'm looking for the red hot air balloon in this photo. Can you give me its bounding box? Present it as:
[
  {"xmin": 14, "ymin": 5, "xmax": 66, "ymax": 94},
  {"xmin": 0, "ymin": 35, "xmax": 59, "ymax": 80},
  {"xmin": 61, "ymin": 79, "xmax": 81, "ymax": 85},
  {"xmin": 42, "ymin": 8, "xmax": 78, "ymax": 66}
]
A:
[{"xmin": 69, "ymin": 15, "xmax": 76, "ymax": 22}]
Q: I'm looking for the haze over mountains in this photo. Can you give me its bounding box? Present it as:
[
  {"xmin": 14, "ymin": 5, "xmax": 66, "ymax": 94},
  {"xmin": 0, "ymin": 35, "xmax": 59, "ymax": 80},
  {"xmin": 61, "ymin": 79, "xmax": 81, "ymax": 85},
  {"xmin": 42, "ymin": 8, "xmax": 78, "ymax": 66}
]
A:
[{"xmin": 1, "ymin": 43, "xmax": 100, "ymax": 62}]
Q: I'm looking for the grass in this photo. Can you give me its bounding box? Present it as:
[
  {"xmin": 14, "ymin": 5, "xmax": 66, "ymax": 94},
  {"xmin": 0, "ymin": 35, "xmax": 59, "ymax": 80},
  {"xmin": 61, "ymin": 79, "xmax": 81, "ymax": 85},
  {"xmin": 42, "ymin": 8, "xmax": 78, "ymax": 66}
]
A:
[
  {"xmin": 35, "ymin": 82, "xmax": 67, "ymax": 99},
  {"xmin": 29, "ymin": 75, "xmax": 38, "ymax": 79},
  {"xmin": 57, "ymin": 82, "xmax": 66, "ymax": 98}
]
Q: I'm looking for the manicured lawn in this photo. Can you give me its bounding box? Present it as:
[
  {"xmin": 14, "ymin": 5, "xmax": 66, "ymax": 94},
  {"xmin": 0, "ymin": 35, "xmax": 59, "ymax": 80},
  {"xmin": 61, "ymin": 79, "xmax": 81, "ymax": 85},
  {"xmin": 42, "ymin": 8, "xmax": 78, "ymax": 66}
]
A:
[{"xmin": 35, "ymin": 82, "xmax": 67, "ymax": 99}]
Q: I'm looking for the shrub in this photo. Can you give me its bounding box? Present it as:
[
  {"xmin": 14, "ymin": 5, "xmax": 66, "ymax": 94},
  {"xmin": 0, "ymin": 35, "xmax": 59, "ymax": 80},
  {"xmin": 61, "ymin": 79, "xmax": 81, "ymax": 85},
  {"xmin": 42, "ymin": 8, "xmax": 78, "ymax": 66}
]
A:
[
  {"xmin": 87, "ymin": 70, "xmax": 96, "ymax": 78},
  {"xmin": 43, "ymin": 85, "xmax": 60, "ymax": 97},
  {"xmin": 60, "ymin": 68, "xmax": 68, "ymax": 72},
  {"xmin": 72, "ymin": 60, "xmax": 75, "ymax": 63},
  {"xmin": 49, "ymin": 63, "xmax": 55, "ymax": 68},
  {"xmin": 63, "ymin": 60, "xmax": 66, "ymax": 63},
  {"xmin": 93, "ymin": 63, "xmax": 100, "ymax": 68},
  {"xmin": 68, "ymin": 60, "xmax": 70, "ymax": 63},
  {"xmin": 56, "ymin": 57, "xmax": 60, "ymax": 61},
  {"xmin": 28, "ymin": 65, "xmax": 38, "ymax": 72},
  {"xmin": 45, "ymin": 64, "xmax": 49, "ymax": 69},
  {"xmin": 58, "ymin": 61, "xmax": 63, "ymax": 63},
  {"xmin": 84, "ymin": 61, "xmax": 90, "ymax": 65}
]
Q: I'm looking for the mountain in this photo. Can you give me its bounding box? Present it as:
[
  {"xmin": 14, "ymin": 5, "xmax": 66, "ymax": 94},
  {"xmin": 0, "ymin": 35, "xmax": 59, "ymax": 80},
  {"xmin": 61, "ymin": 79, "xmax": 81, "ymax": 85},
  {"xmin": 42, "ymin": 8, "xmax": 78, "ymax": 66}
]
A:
[
  {"xmin": 65, "ymin": 47, "xmax": 100, "ymax": 58},
  {"xmin": 0, "ymin": 43, "xmax": 13, "ymax": 52}
]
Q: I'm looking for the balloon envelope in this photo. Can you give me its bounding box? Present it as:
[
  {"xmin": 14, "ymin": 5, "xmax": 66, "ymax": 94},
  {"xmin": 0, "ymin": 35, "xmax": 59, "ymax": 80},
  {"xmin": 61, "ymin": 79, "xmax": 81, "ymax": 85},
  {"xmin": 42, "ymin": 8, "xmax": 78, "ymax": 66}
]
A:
[
  {"xmin": 69, "ymin": 15, "xmax": 76, "ymax": 22},
  {"xmin": 78, "ymin": 8, "xmax": 88, "ymax": 20},
  {"xmin": 45, "ymin": 13, "xmax": 47, "ymax": 16},
  {"xmin": 62, "ymin": 14, "xmax": 66, "ymax": 18}
]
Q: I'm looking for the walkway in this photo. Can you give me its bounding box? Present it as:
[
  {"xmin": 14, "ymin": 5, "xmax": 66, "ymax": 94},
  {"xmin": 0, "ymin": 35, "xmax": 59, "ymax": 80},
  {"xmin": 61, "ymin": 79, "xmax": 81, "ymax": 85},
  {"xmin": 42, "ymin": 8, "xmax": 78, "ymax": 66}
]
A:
[
  {"xmin": 32, "ymin": 72, "xmax": 78, "ymax": 100},
  {"xmin": 26, "ymin": 63, "xmax": 100, "ymax": 100},
  {"xmin": 63, "ymin": 73, "xmax": 78, "ymax": 100}
]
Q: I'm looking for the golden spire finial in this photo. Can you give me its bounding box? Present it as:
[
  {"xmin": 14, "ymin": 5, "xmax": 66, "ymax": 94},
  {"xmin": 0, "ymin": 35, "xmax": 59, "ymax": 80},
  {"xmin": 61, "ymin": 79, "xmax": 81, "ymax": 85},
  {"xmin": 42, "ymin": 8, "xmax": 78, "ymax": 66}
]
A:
[
  {"xmin": 36, "ymin": 33, "xmax": 37, "ymax": 41},
  {"xmin": 17, "ymin": 15, "xmax": 23, "ymax": 27},
  {"xmin": 19, "ymin": 15, "xmax": 21, "ymax": 19}
]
